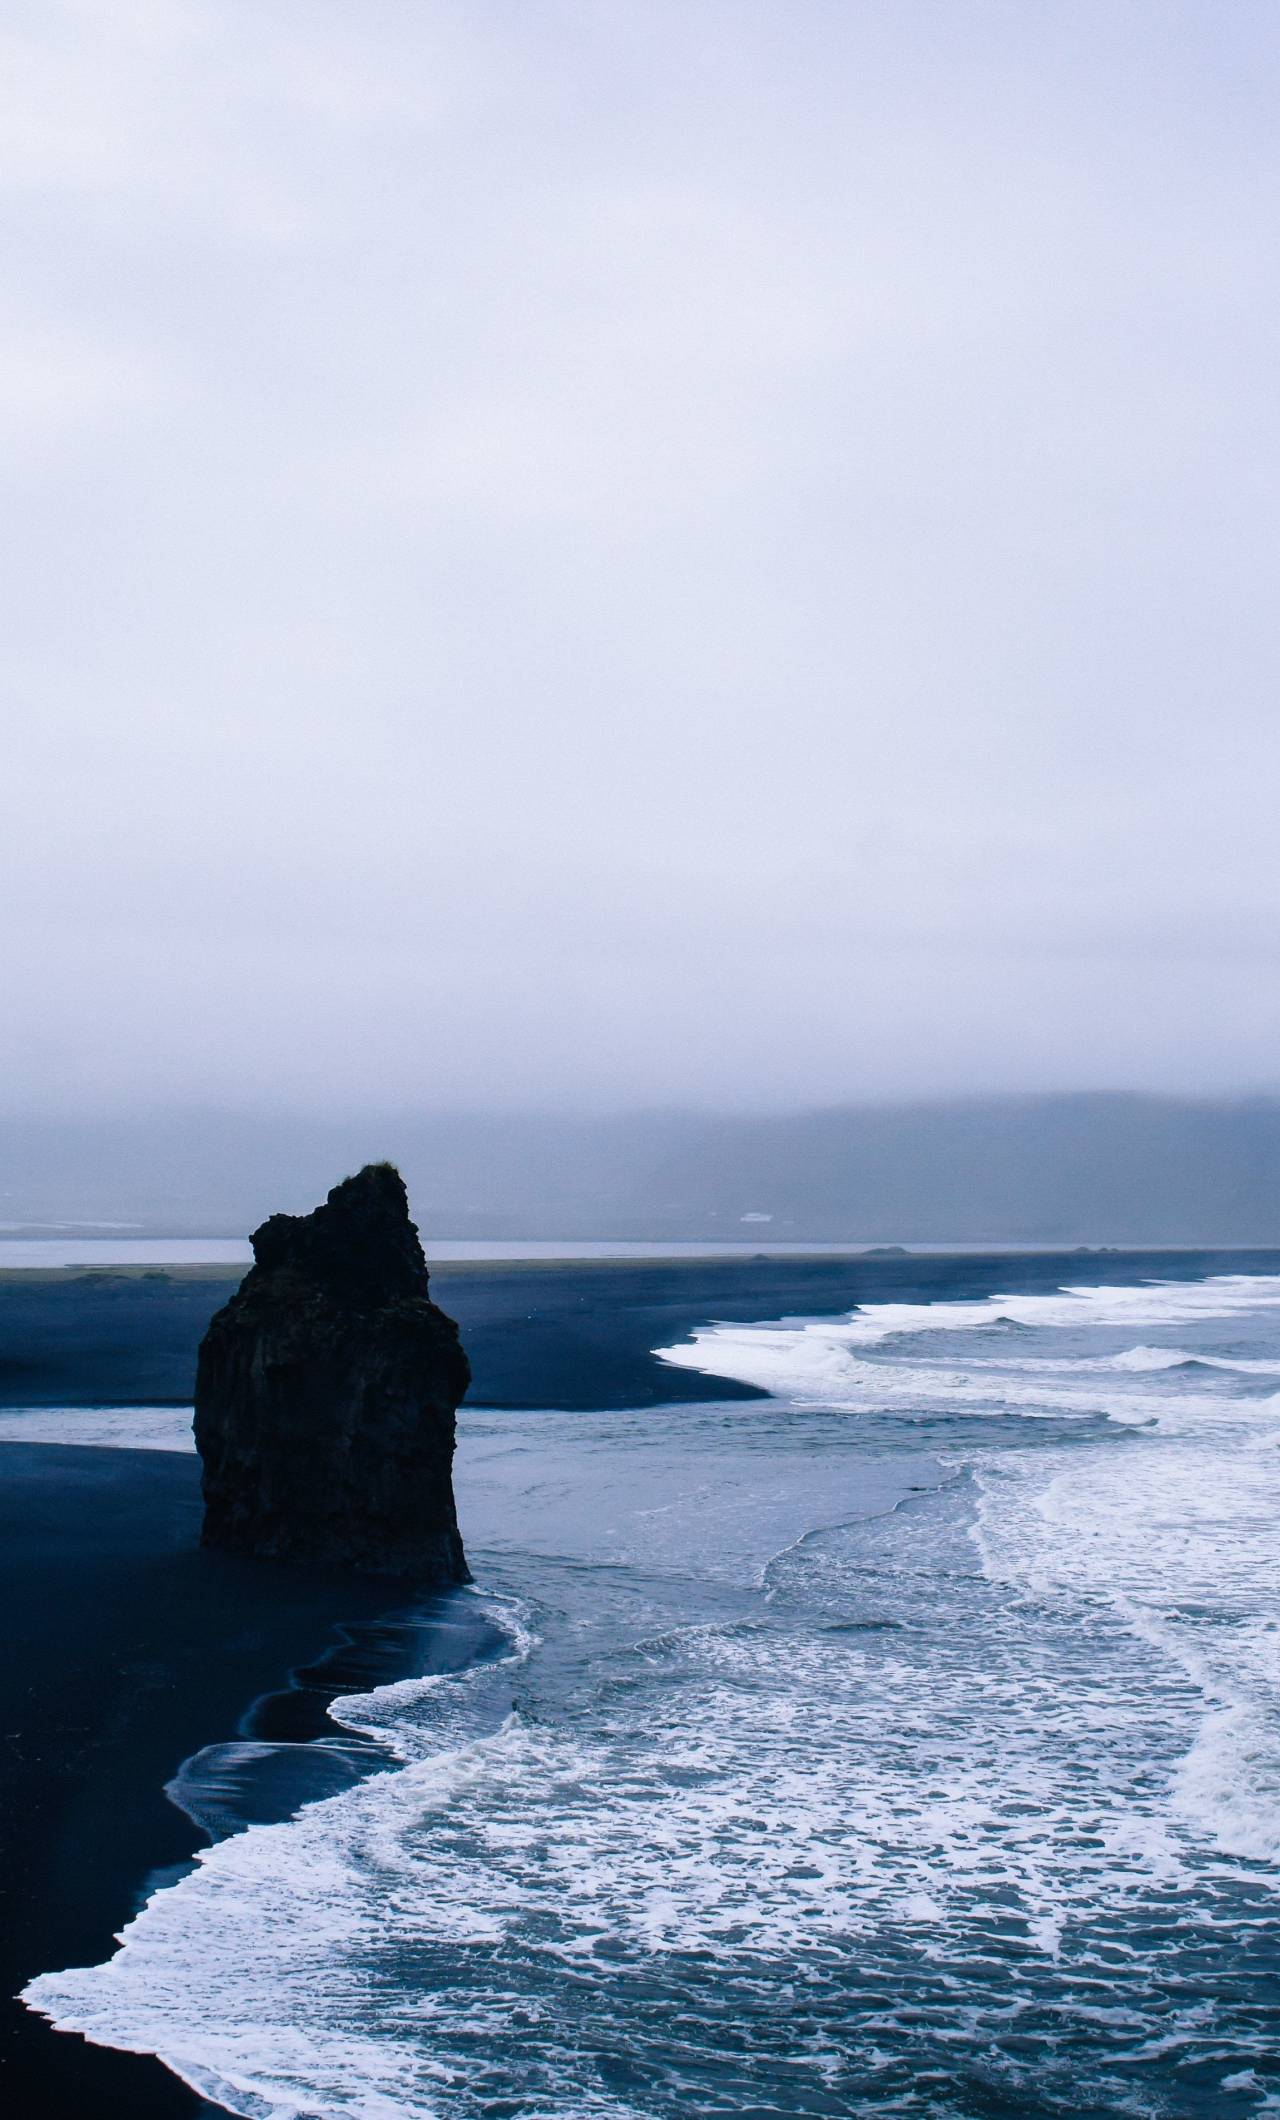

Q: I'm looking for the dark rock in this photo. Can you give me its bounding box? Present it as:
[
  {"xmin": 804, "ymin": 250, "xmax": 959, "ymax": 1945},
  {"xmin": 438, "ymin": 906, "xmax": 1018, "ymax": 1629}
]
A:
[{"xmin": 194, "ymin": 1164, "xmax": 470, "ymax": 1579}]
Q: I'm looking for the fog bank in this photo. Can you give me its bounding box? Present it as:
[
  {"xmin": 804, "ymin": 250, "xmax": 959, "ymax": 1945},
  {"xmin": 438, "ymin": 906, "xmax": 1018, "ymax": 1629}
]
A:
[{"xmin": 4, "ymin": 1095, "xmax": 1279, "ymax": 1247}]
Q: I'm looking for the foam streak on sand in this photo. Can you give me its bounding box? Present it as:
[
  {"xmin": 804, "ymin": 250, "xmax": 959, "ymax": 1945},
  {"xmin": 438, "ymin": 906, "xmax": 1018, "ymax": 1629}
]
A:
[
  {"xmin": 0, "ymin": 1406, "xmax": 196, "ymax": 1450},
  {"xmin": 23, "ymin": 1272, "xmax": 1280, "ymax": 2119}
]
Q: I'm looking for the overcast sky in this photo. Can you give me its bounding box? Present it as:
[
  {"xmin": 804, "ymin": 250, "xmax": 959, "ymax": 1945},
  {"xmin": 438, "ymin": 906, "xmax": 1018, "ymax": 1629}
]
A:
[{"xmin": 2, "ymin": 1, "xmax": 1278, "ymax": 1113}]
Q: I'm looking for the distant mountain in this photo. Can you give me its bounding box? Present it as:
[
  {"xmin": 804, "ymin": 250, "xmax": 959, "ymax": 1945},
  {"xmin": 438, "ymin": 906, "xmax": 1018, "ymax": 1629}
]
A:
[{"xmin": 3, "ymin": 1095, "xmax": 1280, "ymax": 1245}]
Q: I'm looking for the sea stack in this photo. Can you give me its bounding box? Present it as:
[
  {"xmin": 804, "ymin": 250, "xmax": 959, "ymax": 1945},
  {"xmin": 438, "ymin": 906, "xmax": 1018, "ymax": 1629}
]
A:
[{"xmin": 194, "ymin": 1163, "xmax": 471, "ymax": 1578}]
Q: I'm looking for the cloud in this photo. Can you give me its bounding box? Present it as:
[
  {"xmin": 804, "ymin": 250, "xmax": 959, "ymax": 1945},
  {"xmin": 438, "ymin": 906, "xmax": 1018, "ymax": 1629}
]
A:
[{"xmin": 1, "ymin": 2, "xmax": 1278, "ymax": 1110}]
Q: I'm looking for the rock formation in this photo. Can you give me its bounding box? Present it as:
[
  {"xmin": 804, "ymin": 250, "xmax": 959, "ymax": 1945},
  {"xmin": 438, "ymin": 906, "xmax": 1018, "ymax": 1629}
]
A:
[{"xmin": 194, "ymin": 1163, "xmax": 470, "ymax": 1578}]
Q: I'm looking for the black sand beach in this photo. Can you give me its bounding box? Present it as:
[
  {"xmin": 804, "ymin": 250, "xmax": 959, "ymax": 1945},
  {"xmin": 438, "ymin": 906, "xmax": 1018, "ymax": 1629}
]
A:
[{"xmin": 4, "ymin": 1247, "xmax": 1279, "ymax": 2118}]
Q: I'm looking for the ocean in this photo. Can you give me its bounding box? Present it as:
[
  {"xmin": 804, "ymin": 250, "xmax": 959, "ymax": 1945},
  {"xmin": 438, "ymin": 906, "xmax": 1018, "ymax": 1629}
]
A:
[{"xmin": 18, "ymin": 1265, "xmax": 1280, "ymax": 2118}]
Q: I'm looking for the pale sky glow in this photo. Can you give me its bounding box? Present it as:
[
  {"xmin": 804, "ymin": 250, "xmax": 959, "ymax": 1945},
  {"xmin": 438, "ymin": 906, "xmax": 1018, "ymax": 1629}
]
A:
[{"xmin": 2, "ymin": 1, "xmax": 1278, "ymax": 1111}]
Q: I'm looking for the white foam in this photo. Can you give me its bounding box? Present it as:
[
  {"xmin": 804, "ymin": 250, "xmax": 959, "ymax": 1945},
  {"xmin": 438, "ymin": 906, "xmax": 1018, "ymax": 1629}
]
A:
[
  {"xmin": 1106, "ymin": 1344, "xmax": 1280, "ymax": 1375},
  {"xmin": 27, "ymin": 1546, "xmax": 1266, "ymax": 2115},
  {"xmin": 657, "ymin": 1274, "xmax": 1280, "ymax": 1867},
  {"xmin": 971, "ymin": 1420, "xmax": 1280, "ymax": 1863},
  {"xmin": 23, "ymin": 1274, "xmax": 1280, "ymax": 2118},
  {"xmin": 656, "ymin": 1275, "xmax": 1280, "ymax": 1396},
  {"xmin": 0, "ymin": 1405, "xmax": 196, "ymax": 1451},
  {"xmin": 653, "ymin": 1336, "xmax": 1244, "ymax": 1432},
  {"xmin": 26, "ymin": 1605, "xmax": 548, "ymax": 2117}
]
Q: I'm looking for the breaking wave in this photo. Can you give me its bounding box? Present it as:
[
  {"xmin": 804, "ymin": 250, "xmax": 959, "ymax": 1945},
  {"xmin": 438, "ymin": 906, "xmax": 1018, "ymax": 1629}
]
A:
[{"xmin": 23, "ymin": 1271, "xmax": 1280, "ymax": 2117}]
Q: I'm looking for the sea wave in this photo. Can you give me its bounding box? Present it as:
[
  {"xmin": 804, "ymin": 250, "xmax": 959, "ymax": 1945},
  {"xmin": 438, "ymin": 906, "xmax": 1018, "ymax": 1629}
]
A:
[
  {"xmin": 23, "ymin": 1271, "xmax": 1280, "ymax": 2118},
  {"xmin": 655, "ymin": 1271, "xmax": 1280, "ymax": 1374},
  {"xmin": 0, "ymin": 1405, "xmax": 196, "ymax": 1450}
]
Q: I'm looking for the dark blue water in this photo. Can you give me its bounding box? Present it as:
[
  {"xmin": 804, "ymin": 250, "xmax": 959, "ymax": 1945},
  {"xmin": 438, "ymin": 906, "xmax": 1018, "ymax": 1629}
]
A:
[{"xmin": 25, "ymin": 1272, "xmax": 1280, "ymax": 2117}]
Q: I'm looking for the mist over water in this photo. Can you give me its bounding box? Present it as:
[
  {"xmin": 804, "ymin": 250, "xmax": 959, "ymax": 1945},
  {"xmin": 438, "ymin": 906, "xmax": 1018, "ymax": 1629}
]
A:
[
  {"xmin": 6, "ymin": 1096, "xmax": 1280, "ymax": 1245},
  {"xmin": 24, "ymin": 1268, "xmax": 1280, "ymax": 2118}
]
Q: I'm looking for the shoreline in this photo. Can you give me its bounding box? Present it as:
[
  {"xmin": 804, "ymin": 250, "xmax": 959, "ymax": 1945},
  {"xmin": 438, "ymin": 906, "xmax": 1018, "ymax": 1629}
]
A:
[
  {"xmin": 6, "ymin": 1249, "xmax": 1280, "ymax": 2115},
  {"xmin": 3, "ymin": 1240, "xmax": 1280, "ymax": 1277},
  {"xmin": 6, "ymin": 1247, "xmax": 1279, "ymax": 1417},
  {"xmin": 0, "ymin": 1443, "xmax": 440, "ymax": 2120}
]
